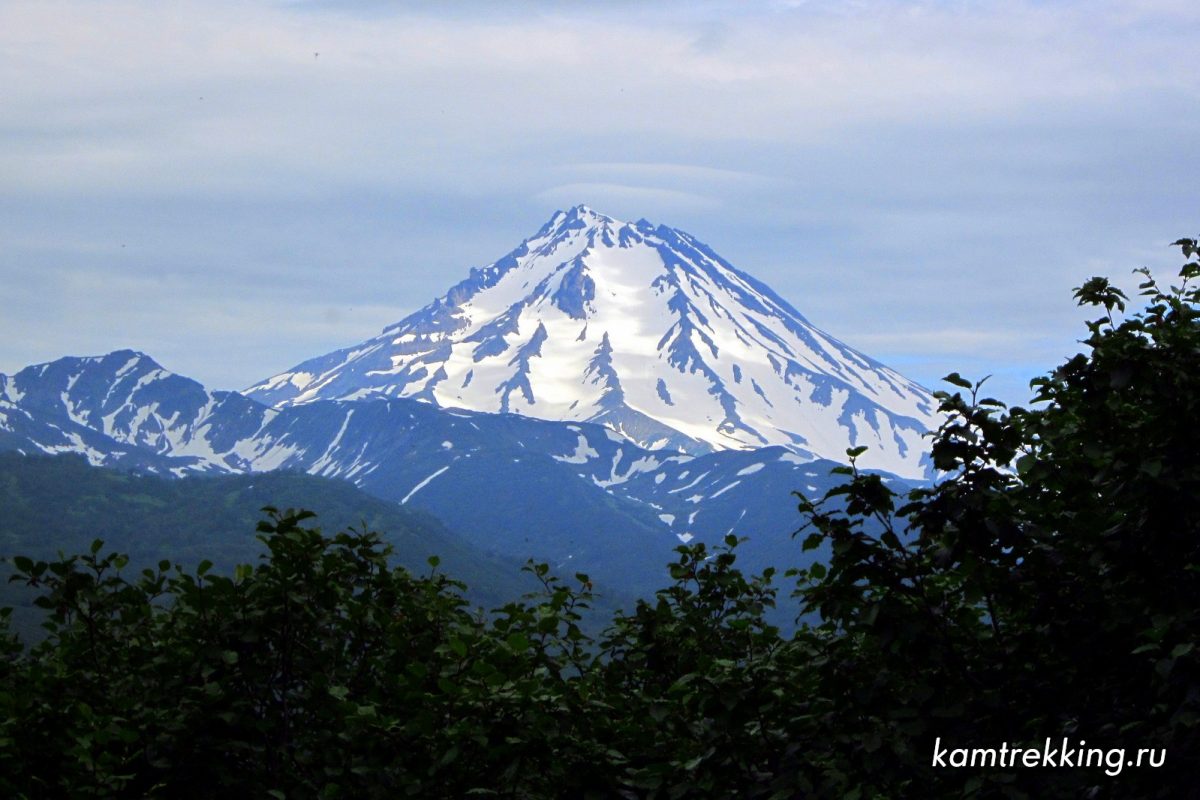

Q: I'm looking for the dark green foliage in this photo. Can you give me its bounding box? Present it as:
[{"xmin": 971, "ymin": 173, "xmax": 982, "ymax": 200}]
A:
[
  {"xmin": 0, "ymin": 458, "xmax": 538, "ymax": 638},
  {"xmin": 0, "ymin": 507, "xmax": 790, "ymax": 798},
  {"xmin": 2, "ymin": 241, "xmax": 1199, "ymax": 797},
  {"xmin": 789, "ymin": 241, "xmax": 1200, "ymax": 797}
]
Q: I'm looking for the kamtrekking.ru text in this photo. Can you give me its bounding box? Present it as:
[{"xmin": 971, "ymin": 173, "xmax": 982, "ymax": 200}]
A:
[{"xmin": 931, "ymin": 737, "xmax": 1165, "ymax": 777}]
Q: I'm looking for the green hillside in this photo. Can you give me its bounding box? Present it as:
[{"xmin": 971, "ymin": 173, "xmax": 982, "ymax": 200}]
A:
[{"xmin": 0, "ymin": 453, "xmax": 541, "ymax": 638}]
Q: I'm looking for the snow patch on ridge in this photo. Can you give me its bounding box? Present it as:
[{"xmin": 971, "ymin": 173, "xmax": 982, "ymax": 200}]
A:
[
  {"xmin": 554, "ymin": 434, "xmax": 599, "ymax": 465},
  {"xmin": 401, "ymin": 465, "xmax": 450, "ymax": 505}
]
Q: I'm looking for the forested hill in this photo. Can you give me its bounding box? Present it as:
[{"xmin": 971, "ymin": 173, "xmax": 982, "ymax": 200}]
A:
[{"xmin": 0, "ymin": 453, "xmax": 540, "ymax": 635}]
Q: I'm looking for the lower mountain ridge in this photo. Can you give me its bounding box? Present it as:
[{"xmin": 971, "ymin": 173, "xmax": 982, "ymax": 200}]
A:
[{"xmin": 0, "ymin": 350, "xmax": 918, "ymax": 604}]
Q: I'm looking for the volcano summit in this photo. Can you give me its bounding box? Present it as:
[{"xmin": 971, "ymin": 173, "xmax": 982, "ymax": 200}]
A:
[{"xmin": 246, "ymin": 206, "xmax": 938, "ymax": 478}]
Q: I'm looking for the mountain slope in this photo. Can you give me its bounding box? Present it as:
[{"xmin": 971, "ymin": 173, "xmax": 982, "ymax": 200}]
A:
[
  {"xmin": 245, "ymin": 206, "xmax": 937, "ymax": 479},
  {"xmin": 0, "ymin": 351, "xmax": 888, "ymax": 603},
  {"xmin": 0, "ymin": 350, "xmax": 267, "ymax": 474}
]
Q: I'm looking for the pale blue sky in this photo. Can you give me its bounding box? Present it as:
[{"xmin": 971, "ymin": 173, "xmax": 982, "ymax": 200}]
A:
[{"xmin": 3, "ymin": 0, "xmax": 1198, "ymax": 407}]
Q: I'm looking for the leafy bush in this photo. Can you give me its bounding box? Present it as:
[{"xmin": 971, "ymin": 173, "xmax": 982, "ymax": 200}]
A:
[{"xmin": 790, "ymin": 240, "xmax": 1200, "ymax": 797}]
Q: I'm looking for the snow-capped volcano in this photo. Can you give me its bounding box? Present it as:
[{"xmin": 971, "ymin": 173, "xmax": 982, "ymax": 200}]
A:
[{"xmin": 246, "ymin": 206, "xmax": 938, "ymax": 478}]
